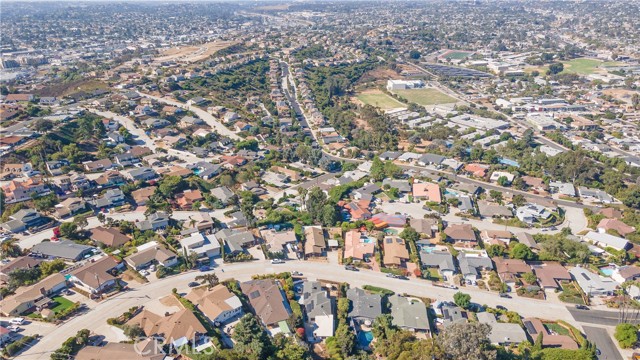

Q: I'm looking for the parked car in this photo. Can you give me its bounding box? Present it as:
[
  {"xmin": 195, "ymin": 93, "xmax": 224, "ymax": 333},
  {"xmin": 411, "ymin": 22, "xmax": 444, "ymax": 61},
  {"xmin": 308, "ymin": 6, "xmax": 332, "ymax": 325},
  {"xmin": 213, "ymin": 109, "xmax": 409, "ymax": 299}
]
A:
[
  {"xmin": 199, "ymin": 266, "xmax": 211, "ymax": 272},
  {"xmin": 9, "ymin": 318, "xmax": 24, "ymax": 325},
  {"xmin": 7, "ymin": 325, "xmax": 21, "ymax": 332},
  {"xmin": 394, "ymin": 275, "xmax": 409, "ymax": 280},
  {"xmin": 345, "ymin": 265, "xmax": 359, "ymax": 271},
  {"xmin": 386, "ymin": 273, "xmax": 396, "ymax": 278},
  {"xmin": 575, "ymin": 304, "xmax": 590, "ymax": 310},
  {"xmin": 188, "ymin": 282, "xmax": 200, "ymax": 288},
  {"xmin": 496, "ymin": 305, "xmax": 508, "ymax": 311},
  {"xmin": 271, "ymin": 259, "xmax": 285, "ymax": 264},
  {"xmin": 291, "ymin": 271, "xmax": 302, "ymax": 276},
  {"xmin": 139, "ymin": 270, "xmax": 150, "ymax": 276},
  {"xmin": 499, "ymin": 293, "xmax": 511, "ymax": 298}
]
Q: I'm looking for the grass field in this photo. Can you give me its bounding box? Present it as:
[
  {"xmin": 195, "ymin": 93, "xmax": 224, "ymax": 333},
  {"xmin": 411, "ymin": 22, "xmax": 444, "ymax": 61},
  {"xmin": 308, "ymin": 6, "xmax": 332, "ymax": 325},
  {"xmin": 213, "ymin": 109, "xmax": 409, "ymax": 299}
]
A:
[
  {"xmin": 392, "ymin": 88, "xmax": 457, "ymax": 106},
  {"xmin": 441, "ymin": 50, "xmax": 473, "ymax": 60},
  {"xmin": 50, "ymin": 296, "xmax": 75, "ymax": 314},
  {"xmin": 356, "ymin": 89, "xmax": 406, "ymax": 110},
  {"xmin": 526, "ymin": 58, "xmax": 623, "ymax": 75}
]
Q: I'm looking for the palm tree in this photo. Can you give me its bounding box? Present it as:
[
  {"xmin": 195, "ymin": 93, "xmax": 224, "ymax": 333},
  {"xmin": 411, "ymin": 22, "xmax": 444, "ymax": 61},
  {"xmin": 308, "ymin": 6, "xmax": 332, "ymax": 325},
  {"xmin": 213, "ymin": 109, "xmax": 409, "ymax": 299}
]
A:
[{"xmin": 195, "ymin": 273, "xmax": 219, "ymax": 289}]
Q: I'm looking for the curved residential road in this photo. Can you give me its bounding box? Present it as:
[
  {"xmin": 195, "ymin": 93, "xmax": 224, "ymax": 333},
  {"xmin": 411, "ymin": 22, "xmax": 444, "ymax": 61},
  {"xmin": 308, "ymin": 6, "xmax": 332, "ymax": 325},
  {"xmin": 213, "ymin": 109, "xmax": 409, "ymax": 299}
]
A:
[
  {"xmin": 18, "ymin": 258, "xmax": 581, "ymax": 360},
  {"xmin": 136, "ymin": 92, "xmax": 241, "ymax": 140}
]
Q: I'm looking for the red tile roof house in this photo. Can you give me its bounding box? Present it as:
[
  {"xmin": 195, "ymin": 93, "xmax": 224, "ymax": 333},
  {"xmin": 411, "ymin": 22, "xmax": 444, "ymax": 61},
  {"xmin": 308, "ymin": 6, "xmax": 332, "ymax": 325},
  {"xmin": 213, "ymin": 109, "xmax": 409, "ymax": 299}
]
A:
[
  {"xmin": 493, "ymin": 257, "xmax": 531, "ymax": 288},
  {"xmin": 344, "ymin": 230, "xmax": 375, "ymax": 262}
]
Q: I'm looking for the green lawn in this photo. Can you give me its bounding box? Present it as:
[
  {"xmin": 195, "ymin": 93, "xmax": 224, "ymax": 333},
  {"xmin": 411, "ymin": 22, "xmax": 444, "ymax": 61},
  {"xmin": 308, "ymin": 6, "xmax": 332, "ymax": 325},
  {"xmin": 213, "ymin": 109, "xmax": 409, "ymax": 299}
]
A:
[
  {"xmin": 427, "ymin": 267, "xmax": 443, "ymax": 281},
  {"xmin": 50, "ymin": 296, "xmax": 75, "ymax": 314},
  {"xmin": 392, "ymin": 88, "xmax": 457, "ymax": 106},
  {"xmin": 545, "ymin": 323, "xmax": 571, "ymax": 336},
  {"xmin": 561, "ymin": 58, "xmax": 603, "ymax": 75},
  {"xmin": 442, "ymin": 51, "xmax": 473, "ymax": 60},
  {"xmin": 356, "ymin": 91, "xmax": 405, "ymax": 110}
]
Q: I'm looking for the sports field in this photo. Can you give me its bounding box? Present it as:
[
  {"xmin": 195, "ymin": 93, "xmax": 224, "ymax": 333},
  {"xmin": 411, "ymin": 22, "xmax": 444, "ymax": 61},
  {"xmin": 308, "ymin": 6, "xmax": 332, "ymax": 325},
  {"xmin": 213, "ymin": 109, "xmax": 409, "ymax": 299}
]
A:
[
  {"xmin": 392, "ymin": 88, "xmax": 458, "ymax": 106},
  {"xmin": 439, "ymin": 50, "xmax": 474, "ymax": 60},
  {"xmin": 356, "ymin": 89, "xmax": 406, "ymax": 110},
  {"xmin": 526, "ymin": 58, "xmax": 623, "ymax": 75}
]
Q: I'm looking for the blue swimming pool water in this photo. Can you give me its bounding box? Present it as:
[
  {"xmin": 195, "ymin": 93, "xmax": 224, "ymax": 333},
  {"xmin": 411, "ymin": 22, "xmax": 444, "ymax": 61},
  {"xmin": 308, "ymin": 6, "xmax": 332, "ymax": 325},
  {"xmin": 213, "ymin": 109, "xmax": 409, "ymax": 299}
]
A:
[
  {"xmin": 444, "ymin": 189, "xmax": 459, "ymax": 196},
  {"xmin": 600, "ymin": 267, "xmax": 614, "ymax": 276},
  {"xmin": 362, "ymin": 237, "xmax": 374, "ymax": 244},
  {"xmin": 357, "ymin": 331, "xmax": 373, "ymax": 346},
  {"xmin": 421, "ymin": 246, "xmax": 436, "ymax": 254}
]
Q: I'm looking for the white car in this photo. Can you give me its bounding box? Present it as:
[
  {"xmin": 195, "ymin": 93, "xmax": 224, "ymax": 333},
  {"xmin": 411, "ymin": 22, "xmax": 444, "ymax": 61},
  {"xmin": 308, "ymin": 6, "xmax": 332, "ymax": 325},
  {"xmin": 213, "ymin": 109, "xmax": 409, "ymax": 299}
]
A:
[
  {"xmin": 139, "ymin": 270, "xmax": 150, "ymax": 276},
  {"xmin": 271, "ymin": 259, "xmax": 285, "ymax": 264},
  {"xmin": 10, "ymin": 317, "xmax": 24, "ymax": 325},
  {"xmin": 7, "ymin": 325, "xmax": 20, "ymax": 332}
]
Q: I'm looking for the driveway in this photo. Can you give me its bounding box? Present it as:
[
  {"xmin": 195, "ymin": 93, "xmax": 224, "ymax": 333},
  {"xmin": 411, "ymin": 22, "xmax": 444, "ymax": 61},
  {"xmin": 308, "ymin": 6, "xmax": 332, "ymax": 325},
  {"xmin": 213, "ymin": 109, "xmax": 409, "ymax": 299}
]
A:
[
  {"xmin": 583, "ymin": 326, "xmax": 623, "ymax": 360},
  {"xmin": 379, "ymin": 201, "xmax": 435, "ymax": 219}
]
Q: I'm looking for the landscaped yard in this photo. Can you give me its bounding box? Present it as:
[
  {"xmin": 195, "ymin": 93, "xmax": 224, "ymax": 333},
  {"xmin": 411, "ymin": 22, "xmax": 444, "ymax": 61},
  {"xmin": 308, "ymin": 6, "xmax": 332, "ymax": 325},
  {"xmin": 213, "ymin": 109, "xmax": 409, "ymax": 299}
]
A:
[
  {"xmin": 391, "ymin": 88, "xmax": 457, "ymax": 106},
  {"xmin": 356, "ymin": 89, "xmax": 405, "ymax": 110},
  {"xmin": 558, "ymin": 281, "xmax": 585, "ymax": 305},
  {"xmin": 426, "ymin": 267, "xmax": 443, "ymax": 281},
  {"xmin": 50, "ymin": 296, "xmax": 75, "ymax": 314},
  {"xmin": 545, "ymin": 323, "xmax": 571, "ymax": 336}
]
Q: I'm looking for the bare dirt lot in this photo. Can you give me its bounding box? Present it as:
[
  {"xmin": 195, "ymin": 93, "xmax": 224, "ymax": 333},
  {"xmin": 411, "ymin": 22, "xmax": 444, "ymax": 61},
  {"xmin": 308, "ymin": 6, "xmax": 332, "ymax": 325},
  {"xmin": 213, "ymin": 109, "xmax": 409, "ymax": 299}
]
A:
[{"xmin": 155, "ymin": 40, "xmax": 239, "ymax": 63}]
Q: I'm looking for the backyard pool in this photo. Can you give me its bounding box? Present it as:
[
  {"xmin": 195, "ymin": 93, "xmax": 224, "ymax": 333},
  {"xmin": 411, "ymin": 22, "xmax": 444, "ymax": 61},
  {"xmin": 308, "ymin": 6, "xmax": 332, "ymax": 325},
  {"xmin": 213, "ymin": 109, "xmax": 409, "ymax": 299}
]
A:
[
  {"xmin": 600, "ymin": 266, "xmax": 615, "ymax": 276},
  {"xmin": 362, "ymin": 237, "xmax": 375, "ymax": 244},
  {"xmin": 357, "ymin": 331, "xmax": 374, "ymax": 347},
  {"xmin": 420, "ymin": 246, "xmax": 436, "ymax": 254}
]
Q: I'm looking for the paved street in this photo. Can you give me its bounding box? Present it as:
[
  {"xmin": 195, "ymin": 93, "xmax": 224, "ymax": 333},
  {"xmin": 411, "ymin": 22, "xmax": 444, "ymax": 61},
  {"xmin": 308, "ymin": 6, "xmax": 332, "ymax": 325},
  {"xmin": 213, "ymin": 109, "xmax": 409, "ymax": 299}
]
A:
[
  {"xmin": 569, "ymin": 308, "xmax": 640, "ymax": 326},
  {"xmin": 137, "ymin": 92, "xmax": 241, "ymax": 140},
  {"xmin": 583, "ymin": 326, "xmax": 623, "ymax": 360},
  {"xmin": 19, "ymin": 258, "xmax": 578, "ymax": 359}
]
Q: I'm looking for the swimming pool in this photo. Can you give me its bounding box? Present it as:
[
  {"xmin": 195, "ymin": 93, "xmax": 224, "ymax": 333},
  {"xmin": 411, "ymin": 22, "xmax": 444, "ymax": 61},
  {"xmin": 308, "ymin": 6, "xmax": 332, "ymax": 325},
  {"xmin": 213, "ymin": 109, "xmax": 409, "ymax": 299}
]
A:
[
  {"xmin": 600, "ymin": 267, "xmax": 615, "ymax": 276},
  {"xmin": 357, "ymin": 331, "xmax": 373, "ymax": 347},
  {"xmin": 444, "ymin": 189, "xmax": 459, "ymax": 196},
  {"xmin": 420, "ymin": 246, "xmax": 436, "ymax": 254},
  {"xmin": 362, "ymin": 237, "xmax": 375, "ymax": 244}
]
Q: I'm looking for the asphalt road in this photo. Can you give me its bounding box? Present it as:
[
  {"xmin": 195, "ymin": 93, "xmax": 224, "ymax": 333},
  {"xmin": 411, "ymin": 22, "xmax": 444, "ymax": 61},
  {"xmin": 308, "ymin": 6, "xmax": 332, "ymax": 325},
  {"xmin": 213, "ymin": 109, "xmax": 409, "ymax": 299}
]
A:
[
  {"xmin": 568, "ymin": 308, "xmax": 640, "ymax": 326},
  {"xmin": 583, "ymin": 326, "xmax": 623, "ymax": 360},
  {"xmin": 18, "ymin": 258, "xmax": 577, "ymax": 359}
]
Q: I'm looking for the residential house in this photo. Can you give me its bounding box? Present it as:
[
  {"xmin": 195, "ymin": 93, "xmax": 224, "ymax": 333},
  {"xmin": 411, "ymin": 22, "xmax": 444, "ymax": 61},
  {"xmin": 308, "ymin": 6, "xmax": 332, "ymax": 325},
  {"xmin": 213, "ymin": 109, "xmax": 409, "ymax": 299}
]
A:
[
  {"xmin": 54, "ymin": 197, "xmax": 86, "ymax": 219},
  {"xmin": 0, "ymin": 273, "xmax": 67, "ymax": 316},
  {"xmin": 126, "ymin": 309, "xmax": 206, "ymax": 347},
  {"xmin": 569, "ymin": 267, "xmax": 618, "ymax": 296},
  {"xmin": 176, "ymin": 189, "xmax": 204, "ymax": 209},
  {"xmin": 125, "ymin": 243, "xmax": 179, "ymax": 270},
  {"xmin": 343, "ymin": 230, "xmax": 375, "ymax": 262},
  {"xmin": 409, "ymin": 218, "xmax": 438, "ymax": 238},
  {"xmin": 597, "ymin": 219, "xmax": 636, "ymax": 237},
  {"xmin": 464, "ymin": 163, "xmax": 489, "ymax": 178},
  {"xmin": 114, "ymin": 153, "xmax": 138, "ymax": 167},
  {"xmin": 478, "ymin": 201, "xmax": 513, "ymax": 218},
  {"xmin": 584, "ymin": 231, "xmax": 630, "ymax": 251},
  {"xmin": 611, "ymin": 266, "xmax": 640, "ymax": 284},
  {"xmin": 489, "ymin": 171, "xmax": 515, "ymax": 184},
  {"xmin": 521, "ymin": 176, "xmax": 547, "ymax": 192},
  {"xmin": 68, "ymin": 256, "xmax": 121, "ymax": 294},
  {"xmin": 184, "ymin": 284, "xmax": 243, "ymax": 324},
  {"xmin": 45, "ymin": 160, "xmax": 68, "ymax": 176},
  {"xmin": 210, "ymin": 186, "xmax": 235, "ymax": 205},
  {"xmin": 91, "ymin": 189, "xmax": 126, "ymax": 209},
  {"xmin": 214, "ymin": 229, "xmax": 256, "ymax": 255},
  {"xmin": 261, "ymin": 229, "xmax": 297, "ymax": 254},
  {"xmin": 457, "ymin": 253, "xmax": 493, "ymax": 283},
  {"xmin": 240, "ymin": 280, "xmax": 291, "ymax": 328},
  {"xmin": 417, "ymin": 153, "xmax": 446, "ymax": 166},
  {"xmin": 179, "ymin": 116, "xmax": 204, "ymax": 128},
  {"xmin": 2, "ymin": 177, "xmax": 50, "ymax": 203},
  {"xmin": 530, "ymin": 262, "xmax": 571, "ymax": 289},
  {"xmin": 136, "ymin": 212, "xmax": 170, "ymax": 231},
  {"xmin": 421, "ymin": 251, "xmax": 456, "ymax": 280},
  {"xmin": 301, "ymin": 281, "xmax": 335, "ymax": 341},
  {"xmin": 371, "ymin": 213, "xmax": 407, "ymax": 229},
  {"xmin": 578, "ymin": 187, "xmax": 615, "ymax": 204},
  {"xmin": 516, "ymin": 204, "xmax": 553, "ymax": 224},
  {"xmin": 346, "ymin": 287, "xmax": 382, "ymax": 324},
  {"xmin": 31, "ymin": 240, "xmax": 95, "ymax": 261},
  {"xmin": 90, "ymin": 227, "xmax": 130, "ymax": 248},
  {"xmin": 180, "ymin": 232, "xmax": 221, "ymax": 260},
  {"xmin": 94, "ymin": 170, "xmax": 125, "ymax": 187},
  {"xmin": 440, "ymin": 303, "xmax": 468, "ymax": 327},
  {"xmin": 480, "ymin": 230, "xmax": 513, "ymax": 246},
  {"xmin": 304, "ymin": 226, "xmax": 326, "ymax": 257},
  {"xmin": 0, "ymin": 257, "xmax": 42, "ymax": 281},
  {"xmin": 516, "ymin": 233, "xmax": 539, "ymax": 251},
  {"xmin": 124, "ymin": 167, "xmax": 158, "ymax": 182},
  {"xmin": 190, "ymin": 162, "xmax": 221, "ymax": 180},
  {"xmin": 352, "ymin": 183, "xmax": 382, "ymax": 200},
  {"xmin": 181, "ymin": 212, "xmax": 215, "ymax": 234},
  {"xmin": 83, "ymin": 159, "xmax": 114, "ymax": 172},
  {"xmin": 477, "ymin": 312, "xmax": 527, "ymax": 345},
  {"xmin": 0, "ymin": 209, "xmax": 46, "ymax": 233},
  {"xmin": 382, "ymin": 236, "xmax": 410, "ymax": 268},
  {"xmin": 522, "ymin": 318, "xmax": 578, "ymax": 349},
  {"xmin": 131, "ymin": 186, "xmax": 157, "ymax": 206},
  {"xmin": 412, "ymin": 182, "xmax": 442, "ymax": 203},
  {"xmin": 74, "ymin": 341, "xmax": 165, "ymax": 360},
  {"xmin": 493, "ymin": 257, "xmax": 531, "ymax": 288},
  {"xmin": 344, "ymin": 201, "xmax": 372, "ymax": 221},
  {"xmin": 549, "ymin": 182, "xmax": 576, "ymax": 197},
  {"xmin": 388, "ymin": 294, "xmax": 430, "ymax": 333},
  {"xmin": 443, "ymin": 224, "xmax": 477, "ymax": 247}
]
